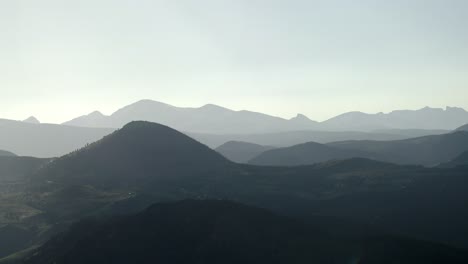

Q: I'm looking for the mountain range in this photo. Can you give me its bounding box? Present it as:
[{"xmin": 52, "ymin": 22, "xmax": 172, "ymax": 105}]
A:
[
  {"xmin": 0, "ymin": 119, "xmax": 114, "ymax": 157},
  {"xmin": 63, "ymin": 100, "xmax": 468, "ymax": 132},
  {"xmin": 1, "ymin": 117, "xmax": 451, "ymax": 158},
  {"xmin": 188, "ymin": 129, "xmax": 448, "ymax": 148},
  {"xmin": 1, "ymin": 121, "xmax": 468, "ymax": 262},
  {"xmin": 249, "ymin": 131, "xmax": 468, "ymax": 166}
]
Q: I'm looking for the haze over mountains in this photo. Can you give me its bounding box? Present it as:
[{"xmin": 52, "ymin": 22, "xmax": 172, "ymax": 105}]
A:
[
  {"xmin": 63, "ymin": 100, "xmax": 468, "ymax": 132},
  {"xmin": 249, "ymin": 131, "xmax": 468, "ymax": 166},
  {"xmin": 0, "ymin": 119, "xmax": 114, "ymax": 157},
  {"xmin": 438, "ymin": 151, "xmax": 468, "ymax": 168},
  {"xmin": 3, "ymin": 100, "xmax": 464, "ymax": 158},
  {"xmin": 1, "ymin": 121, "xmax": 468, "ymax": 263},
  {"xmin": 215, "ymin": 141, "xmax": 275, "ymax": 163}
]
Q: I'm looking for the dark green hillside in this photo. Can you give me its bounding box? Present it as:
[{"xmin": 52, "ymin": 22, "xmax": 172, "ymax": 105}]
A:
[
  {"xmin": 34, "ymin": 121, "xmax": 238, "ymax": 189},
  {"xmin": 23, "ymin": 200, "xmax": 468, "ymax": 264},
  {"xmin": 3, "ymin": 121, "xmax": 468, "ymax": 260}
]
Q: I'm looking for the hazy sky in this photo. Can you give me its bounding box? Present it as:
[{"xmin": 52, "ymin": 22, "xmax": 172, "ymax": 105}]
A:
[{"xmin": 1, "ymin": 0, "xmax": 468, "ymax": 123}]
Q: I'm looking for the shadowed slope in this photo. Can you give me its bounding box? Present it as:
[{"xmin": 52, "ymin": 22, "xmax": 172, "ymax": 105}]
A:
[{"xmin": 0, "ymin": 119, "xmax": 114, "ymax": 158}]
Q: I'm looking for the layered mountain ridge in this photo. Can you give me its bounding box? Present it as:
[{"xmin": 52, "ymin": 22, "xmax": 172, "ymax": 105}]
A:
[{"xmin": 63, "ymin": 100, "xmax": 468, "ymax": 132}]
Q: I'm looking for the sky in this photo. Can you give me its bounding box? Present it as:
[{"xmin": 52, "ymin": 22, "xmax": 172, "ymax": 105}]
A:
[{"xmin": 1, "ymin": 0, "xmax": 468, "ymax": 123}]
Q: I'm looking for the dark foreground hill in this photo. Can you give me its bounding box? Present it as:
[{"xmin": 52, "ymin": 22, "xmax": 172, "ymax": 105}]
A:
[
  {"xmin": 34, "ymin": 121, "xmax": 237, "ymax": 188},
  {"xmin": 23, "ymin": 200, "xmax": 468, "ymax": 264},
  {"xmin": 3, "ymin": 121, "xmax": 468, "ymax": 260},
  {"xmin": 215, "ymin": 141, "xmax": 275, "ymax": 163},
  {"xmin": 250, "ymin": 131, "xmax": 468, "ymax": 166}
]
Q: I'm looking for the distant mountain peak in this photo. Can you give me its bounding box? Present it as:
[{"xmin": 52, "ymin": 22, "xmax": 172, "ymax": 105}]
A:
[
  {"xmin": 291, "ymin": 113, "xmax": 310, "ymax": 121},
  {"xmin": 87, "ymin": 111, "xmax": 106, "ymax": 117},
  {"xmin": 63, "ymin": 100, "xmax": 468, "ymax": 132},
  {"xmin": 132, "ymin": 99, "xmax": 173, "ymax": 107},
  {"xmin": 23, "ymin": 116, "xmax": 40, "ymax": 124},
  {"xmin": 199, "ymin": 104, "xmax": 231, "ymax": 111},
  {"xmin": 0, "ymin": 149, "xmax": 16, "ymax": 156}
]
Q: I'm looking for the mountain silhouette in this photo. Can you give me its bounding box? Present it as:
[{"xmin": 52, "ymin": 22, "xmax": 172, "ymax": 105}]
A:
[
  {"xmin": 250, "ymin": 131, "xmax": 468, "ymax": 166},
  {"xmin": 22, "ymin": 200, "xmax": 468, "ymax": 264},
  {"xmin": 438, "ymin": 151, "xmax": 468, "ymax": 168},
  {"xmin": 322, "ymin": 106, "xmax": 468, "ymax": 131},
  {"xmin": 215, "ymin": 141, "xmax": 275, "ymax": 163},
  {"xmin": 456, "ymin": 123, "xmax": 468, "ymax": 131},
  {"xmin": 329, "ymin": 131, "xmax": 468, "ymax": 166},
  {"xmin": 0, "ymin": 115, "xmax": 449, "ymax": 159},
  {"xmin": 34, "ymin": 121, "xmax": 237, "ymax": 188},
  {"xmin": 0, "ymin": 118, "xmax": 114, "ymax": 157},
  {"xmin": 189, "ymin": 129, "xmax": 447, "ymax": 148},
  {"xmin": 63, "ymin": 100, "xmax": 468, "ymax": 132},
  {"xmin": 63, "ymin": 100, "xmax": 319, "ymax": 134},
  {"xmin": 3, "ymin": 121, "xmax": 468, "ymax": 258},
  {"xmin": 63, "ymin": 111, "xmax": 107, "ymax": 128},
  {"xmin": 0, "ymin": 150, "xmax": 16, "ymax": 157},
  {"xmin": 22, "ymin": 116, "xmax": 40, "ymax": 124},
  {"xmin": 249, "ymin": 141, "xmax": 374, "ymax": 166}
]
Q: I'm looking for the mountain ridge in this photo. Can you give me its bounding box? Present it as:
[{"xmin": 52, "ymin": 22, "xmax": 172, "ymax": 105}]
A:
[
  {"xmin": 0, "ymin": 150, "xmax": 16, "ymax": 157},
  {"xmin": 62, "ymin": 100, "xmax": 468, "ymax": 132},
  {"xmin": 249, "ymin": 131, "xmax": 468, "ymax": 166},
  {"xmin": 215, "ymin": 141, "xmax": 275, "ymax": 163}
]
